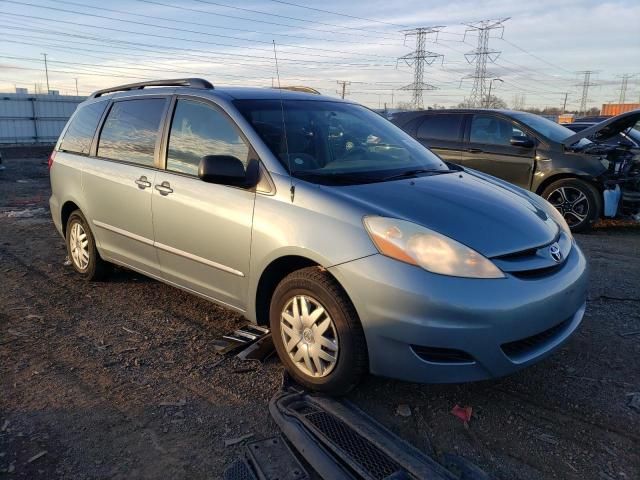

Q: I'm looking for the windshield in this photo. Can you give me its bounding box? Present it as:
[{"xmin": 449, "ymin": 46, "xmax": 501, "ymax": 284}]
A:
[
  {"xmin": 626, "ymin": 128, "xmax": 640, "ymax": 145},
  {"xmin": 234, "ymin": 99, "xmax": 448, "ymax": 185},
  {"xmin": 511, "ymin": 112, "xmax": 591, "ymax": 147}
]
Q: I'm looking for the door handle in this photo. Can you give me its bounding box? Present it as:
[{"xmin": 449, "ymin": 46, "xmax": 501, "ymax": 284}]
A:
[
  {"xmin": 135, "ymin": 176, "xmax": 151, "ymax": 189},
  {"xmin": 467, "ymin": 148, "xmax": 483, "ymax": 153},
  {"xmin": 155, "ymin": 181, "xmax": 173, "ymax": 196}
]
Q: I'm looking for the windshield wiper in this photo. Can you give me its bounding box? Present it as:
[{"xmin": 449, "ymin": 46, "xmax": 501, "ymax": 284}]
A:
[
  {"xmin": 381, "ymin": 169, "xmax": 453, "ymax": 181},
  {"xmin": 292, "ymin": 170, "xmax": 378, "ymax": 184}
]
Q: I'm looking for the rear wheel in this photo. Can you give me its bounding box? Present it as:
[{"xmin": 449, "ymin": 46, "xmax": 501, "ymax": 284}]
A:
[
  {"xmin": 65, "ymin": 210, "xmax": 110, "ymax": 281},
  {"xmin": 542, "ymin": 178, "xmax": 600, "ymax": 233},
  {"xmin": 269, "ymin": 267, "xmax": 368, "ymax": 395}
]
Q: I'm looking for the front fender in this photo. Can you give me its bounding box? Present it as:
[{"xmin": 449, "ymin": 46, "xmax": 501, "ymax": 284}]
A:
[{"xmin": 245, "ymin": 179, "xmax": 377, "ymax": 322}]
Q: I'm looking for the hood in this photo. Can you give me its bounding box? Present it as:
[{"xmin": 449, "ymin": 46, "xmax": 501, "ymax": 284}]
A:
[
  {"xmin": 563, "ymin": 109, "xmax": 640, "ymax": 147},
  {"xmin": 330, "ymin": 170, "xmax": 558, "ymax": 258}
]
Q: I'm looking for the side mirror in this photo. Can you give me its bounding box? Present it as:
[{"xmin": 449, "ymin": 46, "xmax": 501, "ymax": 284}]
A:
[
  {"xmin": 198, "ymin": 155, "xmax": 256, "ymax": 187},
  {"xmin": 510, "ymin": 135, "xmax": 534, "ymax": 148}
]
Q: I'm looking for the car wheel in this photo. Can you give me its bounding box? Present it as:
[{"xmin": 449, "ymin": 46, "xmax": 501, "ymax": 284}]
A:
[
  {"xmin": 66, "ymin": 210, "xmax": 110, "ymax": 281},
  {"xmin": 542, "ymin": 178, "xmax": 600, "ymax": 233},
  {"xmin": 269, "ymin": 267, "xmax": 368, "ymax": 395}
]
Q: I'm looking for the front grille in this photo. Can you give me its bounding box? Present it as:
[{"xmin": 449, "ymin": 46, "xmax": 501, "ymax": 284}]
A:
[
  {"xmin": 501, "ymin": 317, "xmax": 571, "ymax": 360},
  {"xmin": 510, "ymin": 264, "xmax": 563, "ymax": 279},
  {"xmin": 303, "ymin": 411, "xmax": 403, "ymax": 479},
  {"xmin": 411, "ymin": 345, "xmax": 475, "ymax": 364}
]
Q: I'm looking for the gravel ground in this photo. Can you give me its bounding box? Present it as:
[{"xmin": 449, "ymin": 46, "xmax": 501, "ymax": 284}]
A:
[{"xmin": 1, "ymin": 153, "xmax": 639, "ymax": 479}]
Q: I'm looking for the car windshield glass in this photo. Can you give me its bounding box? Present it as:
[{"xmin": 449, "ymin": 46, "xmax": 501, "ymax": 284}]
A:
[
  {"xmin": 626, "ymin": 128, "xmax": 640, "ymax": 144},
  {"xmin": 512, "ymin": 112, "xmax": 591, "ymax": 146},
  {"xmin": 234, "ymin": 99, "xmax": 448, "ymax": 185}
]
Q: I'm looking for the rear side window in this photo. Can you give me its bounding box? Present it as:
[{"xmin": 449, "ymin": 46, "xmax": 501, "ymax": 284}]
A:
[
  {"xmin": 166, "ymin": 99, "xmax": 249, "ymax": 176},
  {"xmin": 417, "ymin": 114, "xmax": 463, "ymax": 142},
  {"xmin": 59, "ymin": 101, "xmax": 108, "ymax": 154},
  {"xmin": 97, "ymin": 98, "xmax": 166, "ymax": 166}
]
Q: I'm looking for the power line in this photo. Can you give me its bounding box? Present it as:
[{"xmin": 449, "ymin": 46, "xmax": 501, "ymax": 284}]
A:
[
  {"xmin": 461, "ymin": 18, "xmax": 509, "ymax": 107},
  {"xmin": 265, "ymin": 0, "xmax": 410, "ymax": 29},
  {"xmin": 397, "ymin": 27, "xmax": 444, "ymax": 109},
  {"xmin": 136, "ymin": 0, "xmax": 399, "ymax": 41},
  {"xmin": 1, "ymin": 1, "xmax": 400, "ymax": 60},
  {"xmin": 498, "ymin": 38, "xmax": 574, "ymax": 74},
  {"xmin": 189, "ymin": 0, "xmax": 402, "ymax": 37},
  {"xmin": 0, "ymin": 15, "xmax": 398, "ymax": 67},
  {"xmin": 43, "ymin": 0, "xmax": 403, "ymax": 47}
]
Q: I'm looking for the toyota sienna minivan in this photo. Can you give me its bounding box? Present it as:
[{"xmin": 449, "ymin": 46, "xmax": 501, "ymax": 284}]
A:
[{"xmin": 49, "ymin": 79, "xmax": 588, "ymax": 394}]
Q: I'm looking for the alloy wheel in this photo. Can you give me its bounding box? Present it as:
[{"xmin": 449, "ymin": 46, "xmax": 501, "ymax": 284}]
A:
[
  {"xmin": 547, "ymin": 186, "xmax": 590, "ymax": 227},
  {"xmin": 280, "ymin": 294, "xmax": 339, "ymax": 378},
  {"xmin": 69, "ymin": 222, "xmax": 90, "ymax": 271}
]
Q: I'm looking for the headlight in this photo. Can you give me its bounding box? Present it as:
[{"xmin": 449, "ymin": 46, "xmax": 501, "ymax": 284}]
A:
[
  {"xmin": 363, "ymin": 216, "xmax": 505, "ymax": 279},
  {"xmin": 542, "ymin": 198, "xmax": 573, "ymax": 239}
]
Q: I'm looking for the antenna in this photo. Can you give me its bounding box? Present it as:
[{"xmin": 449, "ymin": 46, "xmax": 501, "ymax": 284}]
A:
[{"xmin": 272, "ymin": 40, "xmax": 294, "ymax": 202}]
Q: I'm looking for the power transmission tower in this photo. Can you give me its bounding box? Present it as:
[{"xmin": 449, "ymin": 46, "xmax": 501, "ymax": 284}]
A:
[
  {"xmin": 576, "ymin": 71, "xmax": 597, "ymax": 115},
  {"xmin": 617, "ymin": 74, "xmax": 634, "ymax": 104},
  {"xmin": 462, "ymin": 18, "xmax": 509, "ymax": 107},
  {"xmin": 336, "ymin": 80, "xmax": 351, "ymax": 99},
  {"xmin": 397, "ymin": 27, "xmax": 443, "ymax": 109}
]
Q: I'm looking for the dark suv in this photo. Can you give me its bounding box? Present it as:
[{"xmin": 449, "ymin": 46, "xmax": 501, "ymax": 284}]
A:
[{"xmin": 391, "ymin": 109, "xmax": 640, "ymax": 231}]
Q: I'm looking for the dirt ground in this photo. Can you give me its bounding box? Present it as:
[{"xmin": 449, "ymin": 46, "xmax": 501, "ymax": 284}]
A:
[{"xmin": 1, "ymin": 152, "xmax": 639, "ymax": 480}]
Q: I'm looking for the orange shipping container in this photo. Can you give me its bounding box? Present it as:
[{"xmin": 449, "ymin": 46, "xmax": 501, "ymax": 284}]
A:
[{"xmin": 601, "ymin": 103, "xmax": 640, "ymax": 116}]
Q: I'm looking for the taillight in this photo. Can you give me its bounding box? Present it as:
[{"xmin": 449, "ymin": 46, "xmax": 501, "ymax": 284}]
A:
[{"xmin": 48, "ymin": 150, "xmax": 57, "ymax": 170}]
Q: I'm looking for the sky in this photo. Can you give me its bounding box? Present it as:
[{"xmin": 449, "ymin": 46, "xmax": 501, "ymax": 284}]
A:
[{"xmin": 0, "ymin": 0, "xmax": 638, "ymax": 110}]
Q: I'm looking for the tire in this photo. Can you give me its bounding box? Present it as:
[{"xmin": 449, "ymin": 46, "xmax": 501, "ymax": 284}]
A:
[
  {"xmin": 65, "ymin": 210, "xmax": 110, "ymax": 281},
  {"xmin": 541, "ymin": 178, "xmax": 601, "ymax": 233},
  {"xmin": 269, "ymin": 267, "xmax": 368, "ymax": 395}
]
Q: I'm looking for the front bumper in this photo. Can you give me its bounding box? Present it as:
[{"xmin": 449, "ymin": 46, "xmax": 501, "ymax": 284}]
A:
[{"xmin": 329, "ymin": 244, "xmax": 588, "ymax": 383}]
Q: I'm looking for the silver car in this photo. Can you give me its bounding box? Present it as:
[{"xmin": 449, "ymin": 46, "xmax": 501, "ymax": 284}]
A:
[{"xmin": 49, "ymin": 79, "xmax": 588, "ymax": 394}]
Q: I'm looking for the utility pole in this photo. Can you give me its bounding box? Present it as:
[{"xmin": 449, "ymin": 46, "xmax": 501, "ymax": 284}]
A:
[
  {"xmin": 397, "ymin": 27, "xmax": 444, "ymax": 109},
  {"xmin": 576, "ymin": 71, "xmax": 597, "ymax": 116},
  {"xmin": 41, "ymin": 53, "xmax": 50, "ymax": 94},
  {"xmin": 562, "ymin": 92, "xmax": 569, "ymax": 113},
  {"xmin": 462, "ymin": 18, "xmax": 509, "ymax": 107},
  {"xmin": 74, "ymin": 78, "xmax": 79, "ymax": 97},
  {"xmin": 336, "ymin": 80, "xmax": 351, "ymax": 99}
]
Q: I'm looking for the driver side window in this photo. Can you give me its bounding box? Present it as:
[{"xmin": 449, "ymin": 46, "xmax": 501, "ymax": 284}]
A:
[
  {"xmin": 470, "ymin": 114, "xmax": 525, "ymax": 146},
  {"xmin": 167, "ymin": 99, "xmax": 249, "ymax": 176}
]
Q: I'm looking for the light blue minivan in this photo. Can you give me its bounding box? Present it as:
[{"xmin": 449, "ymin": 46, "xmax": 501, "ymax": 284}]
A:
[{"xmin": 50, "ymin": 79, "xmax": 587, "ymax": 394}]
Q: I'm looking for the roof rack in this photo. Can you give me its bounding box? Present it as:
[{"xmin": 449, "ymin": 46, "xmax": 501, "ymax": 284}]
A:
[
  {"xmin": 273, "ymin": 86, "xmax": 321, "ymax": 95},
  {"xmin": 90, "ymin": 78, "xmax": 213, "ymax": 98}
]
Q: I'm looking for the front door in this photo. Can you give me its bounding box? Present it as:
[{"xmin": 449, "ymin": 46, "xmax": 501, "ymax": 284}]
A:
[
  {"xmin": 84, "ymin": 97, "xmax": 168, "ymax": 277},
  {"xmin": 152, "ymin": 98, "xmax": 256, "ymax": 310},
  {"xmin": 459, "ymin": 113, "xmax": 535, "ymax": 189}
]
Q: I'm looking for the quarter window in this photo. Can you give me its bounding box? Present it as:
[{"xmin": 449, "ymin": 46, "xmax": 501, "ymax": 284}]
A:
[
  {"xmin": 167, "ymin": 99, "xmax": 249, "ymax": 176},
  {"xmin": 59, "ymin": 101, "xmax": 108, "ymax": 154},
  {"xmin": 470, "ymin": 114, "xmax": 525, "ymax": 146},
  {"xmin": 97, "ymin": 98, "xmax": 166, "ymax": 166},
  {"xmin": 417, "ymin": 114, "xmax": 463, "ymax": 142}
]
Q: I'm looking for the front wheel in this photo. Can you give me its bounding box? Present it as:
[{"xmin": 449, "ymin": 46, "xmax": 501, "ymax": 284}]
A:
[
  {"xmin": 269, "ymin": 267, "xmax": 368, "ymax": 395},
  {"xmin": 542, "ymin": 178, "xmax": 601, "ymax": 233}
]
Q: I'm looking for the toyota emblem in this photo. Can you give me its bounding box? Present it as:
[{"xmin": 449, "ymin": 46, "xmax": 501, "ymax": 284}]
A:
[{"xmin": 549, "ymin": 243, "xmax": 562, "ymax": 263}]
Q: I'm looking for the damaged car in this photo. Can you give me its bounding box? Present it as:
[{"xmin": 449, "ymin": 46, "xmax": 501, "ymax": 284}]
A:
[{"xmin": 391, "ymin": 109, "xmax": 640, "ymax": 231}]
